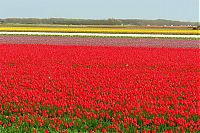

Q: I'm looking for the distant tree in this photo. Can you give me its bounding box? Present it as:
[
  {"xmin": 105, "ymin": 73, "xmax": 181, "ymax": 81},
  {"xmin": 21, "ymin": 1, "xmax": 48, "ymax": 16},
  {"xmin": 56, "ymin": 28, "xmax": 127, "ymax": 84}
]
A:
[
  {"xmin": 0, "ymin": 19, "xmax": 4, "ymax": 24},
  {"xmin": 0, "ymin": 18, "xmax": 198, "ymax": 26}
]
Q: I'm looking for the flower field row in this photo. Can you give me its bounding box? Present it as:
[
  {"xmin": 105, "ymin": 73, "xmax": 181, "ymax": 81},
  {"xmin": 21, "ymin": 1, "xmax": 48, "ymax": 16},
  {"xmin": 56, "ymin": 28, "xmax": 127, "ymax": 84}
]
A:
[
  {"xmin": 0, "ymin": 32, "xmax": 199, "ymax": 39},
  {"xmin": 0, "ymin": 44, "xmax": 199, "ymax": 132},
  {"xmin": 0, "ymin": 26, "xmax": 199, "ymax": 35},
  {"xmin": 0, "ymin": 35, "xmax": 199, "ymax": 48}
]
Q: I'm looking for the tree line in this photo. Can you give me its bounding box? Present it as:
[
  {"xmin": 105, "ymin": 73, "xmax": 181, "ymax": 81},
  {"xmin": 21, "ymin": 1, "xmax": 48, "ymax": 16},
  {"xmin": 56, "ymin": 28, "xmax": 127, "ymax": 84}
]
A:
[{"xmin": 0, "ymin": 18, "xmax": 198, "ymax": 26}]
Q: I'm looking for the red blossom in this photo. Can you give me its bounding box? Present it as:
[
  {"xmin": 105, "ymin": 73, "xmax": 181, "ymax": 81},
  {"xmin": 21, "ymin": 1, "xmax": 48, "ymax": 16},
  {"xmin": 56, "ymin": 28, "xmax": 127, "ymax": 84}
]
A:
[{"xmin": 0, "ymin": 44, "xmax": 199, "ymax": 132}]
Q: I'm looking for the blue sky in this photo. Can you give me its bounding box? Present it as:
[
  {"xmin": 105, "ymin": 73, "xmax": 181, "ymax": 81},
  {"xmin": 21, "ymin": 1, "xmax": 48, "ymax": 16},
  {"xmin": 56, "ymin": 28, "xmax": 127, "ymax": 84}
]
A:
[{"xmin": 0, "ymin": 0, "xmax": 199, "ymax": 22}]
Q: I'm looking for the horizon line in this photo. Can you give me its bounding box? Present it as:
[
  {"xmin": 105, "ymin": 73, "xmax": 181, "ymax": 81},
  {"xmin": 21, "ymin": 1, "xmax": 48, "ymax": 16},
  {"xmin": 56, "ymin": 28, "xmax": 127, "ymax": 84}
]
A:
[{"xmin": 0, "ymin": 17, "xmax": 199, "ymax": 23}]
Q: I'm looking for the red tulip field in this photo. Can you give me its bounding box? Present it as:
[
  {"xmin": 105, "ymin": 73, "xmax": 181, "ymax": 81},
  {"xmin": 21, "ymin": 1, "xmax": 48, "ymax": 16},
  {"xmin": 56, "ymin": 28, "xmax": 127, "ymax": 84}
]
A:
[{"xmin": 0, "ymin": 39, "xmax": 199, "ymax": 132}]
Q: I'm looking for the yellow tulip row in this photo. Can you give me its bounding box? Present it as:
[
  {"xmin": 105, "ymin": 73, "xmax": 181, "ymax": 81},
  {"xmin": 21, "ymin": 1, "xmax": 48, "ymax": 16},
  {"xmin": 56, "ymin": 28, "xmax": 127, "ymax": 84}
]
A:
[{"xmin": 0, "ymin": 27, "xmax": 199, "ymax": 35}]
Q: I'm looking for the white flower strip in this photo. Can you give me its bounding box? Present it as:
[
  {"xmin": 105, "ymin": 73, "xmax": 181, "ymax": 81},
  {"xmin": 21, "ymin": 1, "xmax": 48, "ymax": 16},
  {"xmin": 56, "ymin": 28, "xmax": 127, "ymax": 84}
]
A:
[{"xmin": 0, "ymin": 32, "xmax": 199, "ymax": 38}]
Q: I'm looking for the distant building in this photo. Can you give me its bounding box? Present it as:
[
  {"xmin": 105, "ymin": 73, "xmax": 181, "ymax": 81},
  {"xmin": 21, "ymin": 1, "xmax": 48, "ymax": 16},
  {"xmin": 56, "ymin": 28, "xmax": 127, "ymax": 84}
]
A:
[{"xmin": 193, "ymin": 26, "xmax": 200, "ymax": 30}]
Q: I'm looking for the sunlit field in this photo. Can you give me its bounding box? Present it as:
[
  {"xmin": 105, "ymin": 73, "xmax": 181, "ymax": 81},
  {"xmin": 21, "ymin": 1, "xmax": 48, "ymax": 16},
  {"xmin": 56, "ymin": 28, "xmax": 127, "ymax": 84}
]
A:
[
  {"xmin": 1, "ymin": 0, "xmax": 199, "ymax": 132},
  {"xmin": 0, "ymin": 22, "xmax": 199, "ymax": 133}
]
